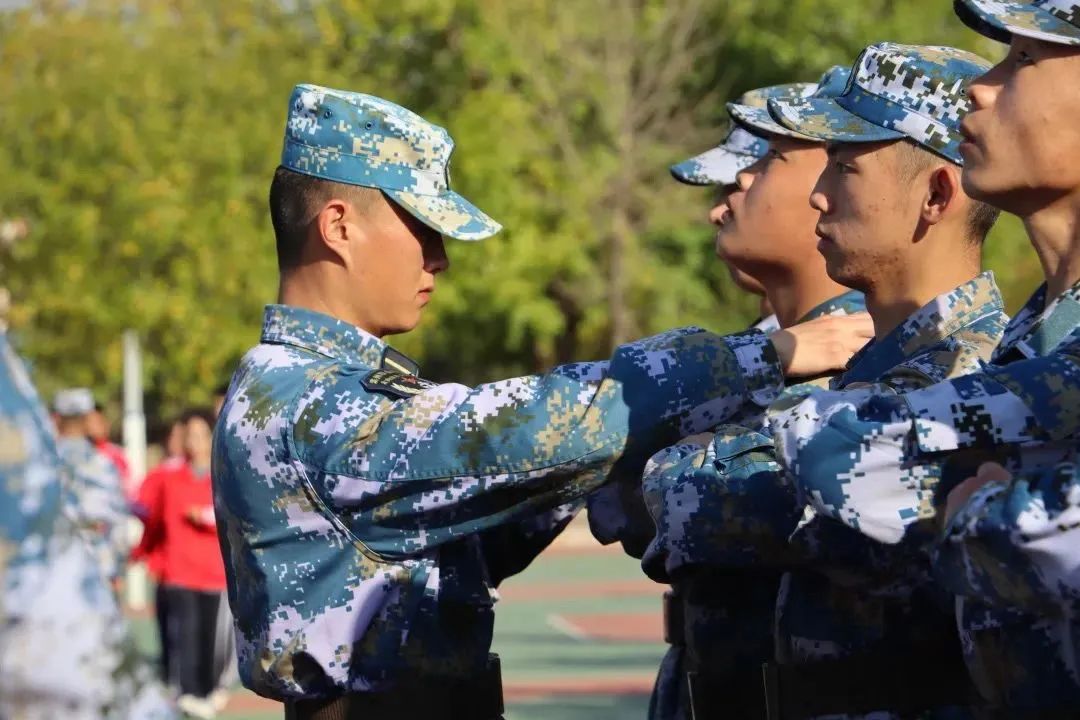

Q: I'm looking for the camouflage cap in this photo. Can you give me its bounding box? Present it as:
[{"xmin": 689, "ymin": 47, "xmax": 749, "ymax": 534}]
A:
[
  {"xmin": 727, "ymin": 66, "xmax": 850, "ymax": 141},
  {"xmin": 281, "ymin": 84, "xmax": 501, "ymax": 241},
  {"xmin": 955, "ymin": 0, "xmax": 1080, "ymax": 46},
  {"xmin": 670, "ymin": 82, "xmax": 816, "ymax": 186},
  {"xmin": 53, "ymin": 388, "xmax": 95, "ymax": 417},
  {"xmin": 768, "ymin": 44, "xmax": 992, "ymax": 164}
]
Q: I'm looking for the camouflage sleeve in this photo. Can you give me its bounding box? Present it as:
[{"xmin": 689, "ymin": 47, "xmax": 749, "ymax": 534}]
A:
[
  {"xmin": 479, "ymin": 500, "xmax": 583, "ymax": 586},
  {"xmin": 640, "ymin": 426, "xmax": 799, "ymax": 583},
  {"xmin": 300, "ymin": 327, "xmax": 767, "ymax": 558},
  {"xmin": 933, "ymin": 460, "xmax": 1080, "ymax": 614},
  {"xmin": 584, "ymin": 329, "xmax": 783, "ymax": 556},
  {"xmin": 773, "ymin": 340, "xmax": 999, "ymax": 546}
]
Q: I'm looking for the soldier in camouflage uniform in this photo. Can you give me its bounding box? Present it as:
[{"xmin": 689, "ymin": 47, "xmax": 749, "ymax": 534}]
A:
[
  {"xmin": 0, "ymin": 334, "xmax": 174, "ymax": 720},
  {"xmin": 52, "ymin": 388, "xmax": 132, "ymax": 587},
  {"xmin": 770, "ymin": 5, "xmax": 1080, "ymax": 715},
  {"xmin": 211, "ymin": 85, "xmax": 874, "ymax": 720},
  {"xmin": 645, "ymin": 44, "xmax": 1005, "ymax": 719},
  {"xmin": 637, "ymin": 68, "xmax": 873, "ymax": 720}
]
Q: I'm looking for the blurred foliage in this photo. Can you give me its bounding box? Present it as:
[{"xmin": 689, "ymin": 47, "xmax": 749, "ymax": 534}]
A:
[{"xmin": 0, "ymin": 0, "xmax": 1041, "ymax": 423}]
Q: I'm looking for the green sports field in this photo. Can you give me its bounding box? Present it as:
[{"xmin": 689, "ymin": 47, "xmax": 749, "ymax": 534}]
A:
[{"xmin": 130, "ymin": 518, "xmax": 665, "ymax": 720}]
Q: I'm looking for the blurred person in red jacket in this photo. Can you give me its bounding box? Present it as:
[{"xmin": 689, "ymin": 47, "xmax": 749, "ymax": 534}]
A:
[
  {"xmin": 87, "ymin": 401, "xmax": 133, "ymax": 499},
  {"xmin": 141, "ymin": 408, "xmax": 232, "ymax": 719},
  {"xmin": 132, "ymin": 417, "xmax": 188, "ymax": 683}
]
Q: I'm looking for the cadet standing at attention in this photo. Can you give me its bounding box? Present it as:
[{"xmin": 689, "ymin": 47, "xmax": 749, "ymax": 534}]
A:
[
  {"xmin": 771, "ymin": 2, "xmax": 1080, "ymax": 713},
  {"xmin": 639, "ymin": 68, "xmax": 870, "ymax": 720},
  {"xmin": 211, "ymin": 85, "xmax": 870, "ymax": 720}
]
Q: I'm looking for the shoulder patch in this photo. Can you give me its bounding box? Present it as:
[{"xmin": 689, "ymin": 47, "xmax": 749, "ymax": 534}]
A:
[{"xmin": 361, "ymin": 369, "xmax": 437, "ymax": 399}]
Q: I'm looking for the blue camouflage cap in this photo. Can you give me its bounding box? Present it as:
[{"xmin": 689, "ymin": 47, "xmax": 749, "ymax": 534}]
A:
[
  {"xmin": 727, "ymin": 66, "xmax": 851, "ymax": 141},
  {"xmin": 670, "ymin": 83, "xmax": 816, "ymax": 185},
  {"xmin": 768, "ymin": 44, "xmax": 992, "ymax": 164},
  {"xmin": 281, "ymin": 84, "xmax": 501, "ymax": 241},
  {"xmin": 53, "ymin": 388, "xmax": 95, "ymax": 417},
  {"xmin": 955, "ymin": 0, "xmax": 1080, "ymax": 46}
]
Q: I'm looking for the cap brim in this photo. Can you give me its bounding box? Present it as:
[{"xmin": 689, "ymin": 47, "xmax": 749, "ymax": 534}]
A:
[
  {"xmin": 671, "ymin": 146, "xmax": 756, "ymax": 186},
  {"xmin": 768, "ymin": 97, "xmax": 905, "ymax": 144},
  {"xmin": 385, "ymin": 189, "xmax": 502, "ymax": 241},
  {"xmin": 727, "ymin": 103, "xmax": 817, "ymax": 141},
  {"xmin": 955, "ymin": 0, "xmax": 1080, "ymax": 46}
]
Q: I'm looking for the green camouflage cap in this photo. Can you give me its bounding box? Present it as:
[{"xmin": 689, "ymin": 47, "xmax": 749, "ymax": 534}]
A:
[{"xmin": 281, "ymin": 84, "xmax": 501, "ymax": 241}]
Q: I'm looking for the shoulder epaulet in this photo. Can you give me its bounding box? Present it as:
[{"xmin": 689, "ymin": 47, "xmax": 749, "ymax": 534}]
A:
[{"xmin": 361, "ymin": 368, "xmax": 437, "ymax": 400}]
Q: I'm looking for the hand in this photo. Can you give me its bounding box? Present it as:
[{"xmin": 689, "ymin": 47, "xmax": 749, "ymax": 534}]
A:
[
  {"xmin": 944, "ymin": 462, "xmax": 1011, "ymax": 526},
  {"xmin": 769, "ymin": 313, "xmax": 875, "ymax": 378}
]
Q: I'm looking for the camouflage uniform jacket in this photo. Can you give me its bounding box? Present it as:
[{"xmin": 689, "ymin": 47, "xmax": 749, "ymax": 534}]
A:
[
  {"xmin": 212, "ymin": 304, "xmax": 785, "ymax": 700},
  {"xmin": 638, "ymin": 291, "xmax": 865, "ymax": 720},
  {"xmin": 770, "ymin": 278, "xmax": 1080, "ymax": 710},
  {"xmin": 0, "ymin": 333, "xmax": 174, "ymax": 720},
  {"xmin": 771, "ymin": 274, "xmax": 1007, "ymax": 712},
  {"xmin": 57, "ymin": 436, "xmax": 132, "ymax": 585}
]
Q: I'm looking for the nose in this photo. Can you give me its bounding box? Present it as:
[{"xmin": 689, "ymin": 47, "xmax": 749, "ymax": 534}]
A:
[
  {"xmin": 809, "ymin": 176, "xmax": 829, "ymax": 215},
  {"xmin": 423, "ymin": 232, "xmax": 450, "ymax": 275},
  {"xmin": 708, "ymin": 191, "xmax": 731, "ymax": 226},
  {"xmin": 967, "ymin": 62, "xmax": 1001, "ymax": 112},
  {"xmin": 734, "ymin": 166, "xmax": 756, "ymax": 193}
]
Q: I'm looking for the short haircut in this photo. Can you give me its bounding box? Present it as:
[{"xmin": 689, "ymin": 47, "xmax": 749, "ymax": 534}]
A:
[
  {"xmin": 180, "ymin": 406, "xmax": 216, "ymax": 429},
  {"xmin": 892, "ymin": 140, "xmax": 1000, "ymax": 244},
  {"xmin": 268, "ymin": 166, "xmax": 382, "ymax": 271}
]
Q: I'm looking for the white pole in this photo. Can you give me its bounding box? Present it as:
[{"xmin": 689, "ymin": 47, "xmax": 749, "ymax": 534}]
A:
[{"xmin": 122, "ymin": 330, "xmax": 149, "ymax": 610}]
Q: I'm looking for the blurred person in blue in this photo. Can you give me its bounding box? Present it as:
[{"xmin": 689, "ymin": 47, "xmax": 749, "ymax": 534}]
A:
[
  {"xmin": 0, "ymin": 335, "xmax": 175, "ymax": 719},
  {"xmin": 211, "ymin": 84, "xmax": 873, "ymax": 720},
  {"xmin": 52, "ymin": 387, "xmax": 132, "ymax": 589}
]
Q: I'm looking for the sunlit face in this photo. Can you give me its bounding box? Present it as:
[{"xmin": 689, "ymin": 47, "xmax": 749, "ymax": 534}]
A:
[
  {"xmin": 346, "ymin": 195, "xmax": 450, "ymax": 337},
  {"xmin": 709, "ymin": 184, "xmax": 766, "ymax": 295},
  {"xmin": 86, "ymin": 409, "xmax": 109, "ymax": 442},
  {"xmin": 165, "ymin": 420, "xmax": 186, "ymax": 458},
  {"xmin": 716, "ymin": 137, "xmax": 827, "ymax": 276},
  {"xmin": 960, "ymin": 37, "xmax": 1080, "ymax": 214},
  {"xmin": 810, "ymin": 142, "xmax": 926, "ymax": 291}
]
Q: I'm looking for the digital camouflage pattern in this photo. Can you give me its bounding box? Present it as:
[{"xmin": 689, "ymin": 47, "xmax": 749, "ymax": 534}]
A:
[
  {"xmin": 769, "ymin": 43, "xmax": 991, "ymax": 164},
  {"xmin": 669, "ymin": 82, "xmax": 816, "ymax": 186},
  {"xmin": 281, "ymin": 84, "xmax": 501, "ymax": 240},
  {"xmin": 639, "ymin": 290, "xmax": 866, "ymax": 720},
  {"xmin": 728, "ymin": 65, "xmax": 851, "ymax": 141},
  {"xmin": 0, "ymin": 333, "xmax": 174, "ymax": 720},
  {"xmin": 955, "ymin": 0, "xmax": 1080, "ymax": 46},
  {"xmin": 213, "ymin": 304, "xmax": 788, "ymax": 700},
  {"xmin": 57, "ymin": 436, "xmax": 132, "ymax": 585},
  {"xmin": 770, "ymin": 274, "xmax": 1007, "ymax": 720},
  {"xmin": 771, "ymin": 279, "xmax": 1080, "ymax": 711}
]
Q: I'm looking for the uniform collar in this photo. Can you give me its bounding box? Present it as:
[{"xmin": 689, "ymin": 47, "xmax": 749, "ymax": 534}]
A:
[
  {"xmin": 840, "ymin": 271, "xmax": 1003, "ymax": 385},
  {"xmin": 995, "ymin": 278, "xmax": 1080, "ymax": 361},
  {"xmin": 260, "ymin": 305, "xmax": 420, "ymax": 373},
  {"xmin": 797, "ymin": 289, "xmax": 866, "ymax": 324}
]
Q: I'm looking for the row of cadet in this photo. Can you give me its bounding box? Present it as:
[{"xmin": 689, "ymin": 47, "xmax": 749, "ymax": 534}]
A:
[
  {"xmin": 214, "ymin": 2, "xmax": 1080, "ymax": 716},
  {"xmin": 1, "ymin": 379, "xmax": 235, "ymax": 719},
  {"xmin": 212, "ymin": 1, "xmax": 1080, "ymax": 718}
]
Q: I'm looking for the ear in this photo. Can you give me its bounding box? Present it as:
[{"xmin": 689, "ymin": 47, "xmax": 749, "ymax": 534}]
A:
[
  {"xmin": 314, "ymin": 198, "xmax": 356, "ymax": 266},
  {"xmin": 922, "ymin": 164, "xmax": 961, "ymax": 227}
]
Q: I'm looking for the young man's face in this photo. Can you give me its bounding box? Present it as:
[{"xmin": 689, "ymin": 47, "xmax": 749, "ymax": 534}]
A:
[
  {"xmin": 709, "ymin": 184, "xmax": 766, "ymax": 296},
  {"xmin": 810, "ymin": 141, "xmax": 926, "ymax": 291},
  {"xmin": 716, "ymin": 136, "xmax": 828, "ymax": 277},
  {"xmin": 347, "ymin": 195, "xmax": 450, "ymax": 337},
  {"xmin": 960, "ymin": 37, "xmax": 1080, "ymax": 213}
]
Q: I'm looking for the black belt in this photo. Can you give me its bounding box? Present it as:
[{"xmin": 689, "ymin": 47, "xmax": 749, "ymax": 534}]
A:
[
  {"xmin": 284, "ymin": 654, "xmax": 504, "ymax": 720},
  {"xmin": 761, "ymin": 649, "xmax": 973, "ymax": 720}
]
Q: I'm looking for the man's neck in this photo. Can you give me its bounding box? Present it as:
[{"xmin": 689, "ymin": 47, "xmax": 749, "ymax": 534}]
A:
[
  {"xmin": 864, "ymin": 245, "xmax": 980, "ymax": 341},
  {"xmin": 278, "ymin": 272, "xmax": 382, "ymax": 338},
  {"xmin": 763, "ymin": 267, "xmax": 851, "ymax": 329},
  {"xmin": 1023, "ymin": 194, "xmax": 1080, "ymax": 305}
]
